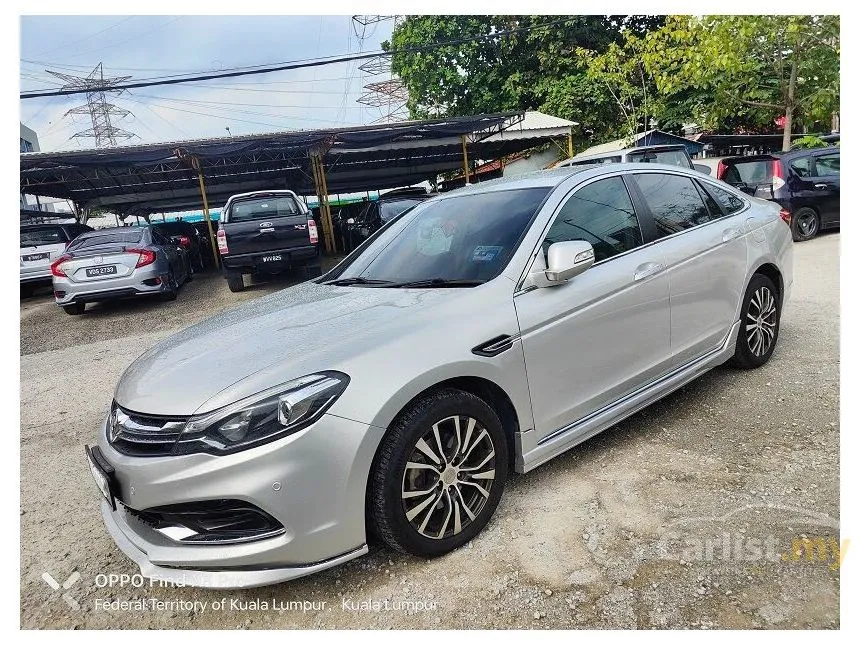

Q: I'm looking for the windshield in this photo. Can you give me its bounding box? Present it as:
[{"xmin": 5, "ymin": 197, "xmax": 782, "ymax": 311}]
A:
[
  {"xmin": 21, "ymin": 227, "xmax": 63, "ymax": 248},
  {"xmin": 326, "ymin": 187, "xmax": 550, "ymax": 286},
  {"xmin": 228, "ymin": 196, "xmax": 300, "ymax": 222},
  {"xmin": 68, "ymin": 230, "xmax": 144, "ymax": 250},
  {"xmin": 627, "ymin": 149, "xmax": 692, "ymax": 168}
]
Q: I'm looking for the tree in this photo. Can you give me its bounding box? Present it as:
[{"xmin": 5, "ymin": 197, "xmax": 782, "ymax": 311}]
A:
[
  {"xmin": 642, "ymin": 15, "xmax": 840, "ymax": 150},
  {"xmin": 385, "ymin": 16, "xmax": 666, "ymax": 145}
]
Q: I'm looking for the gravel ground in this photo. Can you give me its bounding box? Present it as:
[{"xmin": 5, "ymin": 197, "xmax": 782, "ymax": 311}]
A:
[{"xmin": 20, "ymin": 234, "xmax": 839, "ymax": 629}]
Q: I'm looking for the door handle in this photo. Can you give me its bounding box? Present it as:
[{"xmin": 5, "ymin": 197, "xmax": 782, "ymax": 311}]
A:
[
  {"xmin": 815, "ymin": 183, "xmax": 829, "ymax": 190},
  {"xmin": 722, "ymin": 227, "xmax": 742, "ymax": 242},
  {"xmin": 633, "ymin": 262, "xmax": 664, "ymax": 281}
]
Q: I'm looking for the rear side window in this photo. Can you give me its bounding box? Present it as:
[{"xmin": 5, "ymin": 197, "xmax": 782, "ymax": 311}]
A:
[
  {"xmin": 228, "ymin": 196, "xmax": 300, "ymax": 222},
  {"xmin": 707, "ymin": 183, "xmax": 746, "ymax": 215},
  {"xmin": 815, "ymin": 154, "xmax": 840, "ymax": 176},
  {"xmin": 543, "ymin": 177, "xmax": 642, "ymax": 263},
  {"xmin": 69, "ymin": 230, "xmax": 144, "ymax": 250},
  {"xmin": 20, "ymin": 227, "xmax": 63, "ymax": 247},
  {"xmin": 633, "ymin": 173, "xmax": 712, "ymax": 236}
]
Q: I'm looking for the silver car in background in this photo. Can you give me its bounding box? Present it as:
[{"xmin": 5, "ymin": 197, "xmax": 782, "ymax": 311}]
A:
[
  {"xmin": 20, "ymin": 222, "xmax": 92, "ymax": 296},
  {"xmin": 52, "ymin": 226, "xmax": 191, "ymax": 315},
  {"xmin": 87, "ymin": 164, "xmax": 792, "ymax": 588}
]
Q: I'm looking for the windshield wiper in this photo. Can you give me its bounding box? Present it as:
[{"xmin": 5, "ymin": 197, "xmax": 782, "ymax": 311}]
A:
[
  {"xmin": 322, "ymin": 276, "xmax": 395, "ymax": 286},
  {"xmin": 387, "ymin": 278, "xmax": 486, "ymax": 288}
]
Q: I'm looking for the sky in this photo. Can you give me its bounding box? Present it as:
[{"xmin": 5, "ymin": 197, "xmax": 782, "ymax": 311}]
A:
[{"xmin": 19, "ymin": 15, "xmax": 396, "ymax": 152}]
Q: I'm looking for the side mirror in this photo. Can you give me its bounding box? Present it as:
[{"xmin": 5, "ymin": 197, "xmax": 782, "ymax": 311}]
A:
[
  {"xmin": 693, "ymin": 163, "xmax": 712, "ymax": 175},
  {"xmin": 534, "ymin": 241, "xmax": 595, "ymax": 287}
]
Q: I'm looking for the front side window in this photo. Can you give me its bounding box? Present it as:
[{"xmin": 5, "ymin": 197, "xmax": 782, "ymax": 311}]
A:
[
  {"xmin": 815, "ymin": 154, "xmax": 840, "ymax": 176},
  {"xmin": 790, "ymin": 156, "xmax": 813, "ymax": 178},
  {"xmin": 542, "ymin": 177, "xmax": 642, "ymax": 263},
  {"xmin": 328, "ymin": 187, "xmax": 550, "ymax": 285},
  {"xmin": 633, "ymin": 173, "xmax": 712, "ymax": 236},
  {"xmin": 228, "ymin": 196, "xmax": 299, "ymax": 222}
]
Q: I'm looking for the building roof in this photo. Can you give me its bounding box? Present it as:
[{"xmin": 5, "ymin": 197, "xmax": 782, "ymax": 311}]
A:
[{"xmin": 19, "ymin": 112, "xmax": 575, "ymax": 215}]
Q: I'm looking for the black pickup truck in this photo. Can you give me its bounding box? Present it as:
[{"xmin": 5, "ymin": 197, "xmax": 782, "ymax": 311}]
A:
[{"xmin": 217, "ymin": 190, "xmax": 321, "ymax": 292}]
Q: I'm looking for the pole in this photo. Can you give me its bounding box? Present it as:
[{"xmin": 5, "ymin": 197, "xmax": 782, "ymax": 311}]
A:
[
  {"xmin": 310, "ymin": 154, "xmax": 335, "ymax": 254},
  {"xmin": 567, "ymin": 128, "xmax": 574, "ymax": 159},
  {"xmin": 193, "ymin": 157, "xmax": 220, "ymax": 268},
  {"xmin": 461, "ymin": 135, "xmax": 470, "ymax": 185},
  {"xmin": 316, "ymin": 154, "xmax": 337, "ymax": 254}
]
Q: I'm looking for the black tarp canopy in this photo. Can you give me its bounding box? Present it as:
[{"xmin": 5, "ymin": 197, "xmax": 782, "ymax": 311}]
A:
[{"xmin": 19, "ymin": 112, "xmax": 563, "ymax": 216}]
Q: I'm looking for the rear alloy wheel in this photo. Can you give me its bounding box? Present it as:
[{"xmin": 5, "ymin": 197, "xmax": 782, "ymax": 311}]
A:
[
  {"xmin": 791, "ymin": 207, "xmax": 819, "ymax": 241},
  {"xmin": 731, "ymin": 274, "xmax": 780, "ymax": 369},
  {"xmin": 226, "ymin": 270, "xmax": 245, "ymax": 293},
  {"xmin": 62, "ymin": 302, "xmax": 85, "ymax": 315},
  {"xmin": 369, "ymin": 388, "xmax": 508, "ymax": 557}
]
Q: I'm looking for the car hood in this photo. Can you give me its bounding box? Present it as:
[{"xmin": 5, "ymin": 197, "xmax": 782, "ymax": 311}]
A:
[{"xmin": 114, "ymin": 281, "xmax": 466, "ymax": 416}]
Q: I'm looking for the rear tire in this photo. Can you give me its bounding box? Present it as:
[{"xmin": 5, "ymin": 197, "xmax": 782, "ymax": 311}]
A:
[
  {"xmin": 368, "ymin": 388, "xmax": 508, "ymax": 557},
  {"xmin": 791, "ymin": 207, "xmax": 819, "ymax": 241},
  {"xmin": 226, "ymin": 270, "xmax": 245, "ymax": 293},
  {"xmin": 161, "ymin": 270, "xmax": 178, "ymax": 301},
  {"xmin": 730, "ymin": 273, "xmax": 780, "ymax": 369},
  {"xmin": 62, "ymin": 302, "xmax": 85, "ymax": 315}
]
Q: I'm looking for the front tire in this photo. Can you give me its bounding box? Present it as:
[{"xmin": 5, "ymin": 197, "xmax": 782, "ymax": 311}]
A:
[
  {"xmin": 368, "ymin": 388, "xmax": 508, "ymax": 557},
  {"xmin": 791, "ymin": 207, "xmax": 819, "ymax": 241},
  {"xmin": 730, "ymin": 274, "xmax": 780, "ymax": 369}
]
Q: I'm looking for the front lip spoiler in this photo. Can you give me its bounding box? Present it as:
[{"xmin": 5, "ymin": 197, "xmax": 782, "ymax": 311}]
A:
[{"xmin": 101, "ymin": 501, "xmax": 368, "ymax": 589}]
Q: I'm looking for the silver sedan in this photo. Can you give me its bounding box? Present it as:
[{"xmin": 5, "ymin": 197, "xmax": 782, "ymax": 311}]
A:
[
  {"xmin": 52, "ymin": 226, "xmax": 191, "ymax": 315},
  {"xmin": 87, "ymin": 164, "xmax": 793, "ymax": 588}
]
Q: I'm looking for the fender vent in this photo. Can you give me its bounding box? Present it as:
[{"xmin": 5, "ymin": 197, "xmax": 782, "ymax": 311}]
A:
[{"xmin": 472, "ymin": 335, "xmax": 515, "ymax": 357}]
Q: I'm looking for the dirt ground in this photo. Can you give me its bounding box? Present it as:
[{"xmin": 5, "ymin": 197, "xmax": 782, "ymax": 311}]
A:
[{"xmin": 20, "ymin": 235, "xmax": 839, "ymax": 629}]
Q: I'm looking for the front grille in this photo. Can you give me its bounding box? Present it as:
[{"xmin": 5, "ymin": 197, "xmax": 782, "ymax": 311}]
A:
[
  {"xmin": 126, "ymin": 500, "xmax": 285, "ymax": 544},
  {"xmin": 108, "ymin": 405, "xmax": 187, "ymax": 457}
]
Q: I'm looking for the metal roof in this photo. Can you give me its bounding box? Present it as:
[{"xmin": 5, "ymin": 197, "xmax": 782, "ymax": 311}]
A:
[{"xmin": 19, "ymin": 111, "xmax": 570, "ymax": 216}]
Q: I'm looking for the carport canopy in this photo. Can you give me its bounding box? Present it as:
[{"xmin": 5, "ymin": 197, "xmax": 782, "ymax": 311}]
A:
[{"xmin": 19, "ymin": 111, "xmax": 574, "ymax": 217}]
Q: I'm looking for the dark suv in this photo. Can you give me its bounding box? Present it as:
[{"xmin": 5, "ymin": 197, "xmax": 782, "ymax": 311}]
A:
[
  {"xmin": 718, "ymin": 147, "xmax": 840, "ymax": 241},
  {"xmin": 217, "ymin": 190, "xmax": 320, "ymax": 292},
  {"xmin": 344, "ymin": 189, "xmax": 434, "ymax": 251}
]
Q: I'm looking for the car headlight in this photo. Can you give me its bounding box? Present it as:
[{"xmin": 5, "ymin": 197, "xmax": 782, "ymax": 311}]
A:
[{"xmin": 175, "ymin": 372, "xmax": 349, "ymax": 455}]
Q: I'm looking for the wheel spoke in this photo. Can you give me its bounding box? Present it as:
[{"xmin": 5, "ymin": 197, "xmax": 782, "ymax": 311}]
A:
[
  {"xmin": 460, "ymin": 417, "xmax": 476, "ymax": 460},
  {"xmin": 406, "ymin": 489, "xmax": 442, "ymax": 522},
  {"xmin": 469, "ymin": 470, "xmax": 496, "ymax": 480},
  {"xmin": 402, "ymin": 485, "xmax": 438, "ymax": 500},
  {"xmin": 453, "ymin": 494, "xmax": 463, "ymax": 534},
  {"xmin": 746, "ymin": 323, "xmax": 758, "ymax": 332},
  {"xmin": 405, "ymin": 461, "xmax": 440, "ymax": 474},
  {"xmin": 431, "ymin": 422, "xmax": 447, "ymax": 465},
  {"xmin": 461, "ymin": 429, "xmax": 489, "ymax": 463},
  {"xmin": 415, "ymin": 438, "xmax": 443, "ymax": 466},
  {"xmin": 460, "ymin": 449, "xmax": 495, "ymax": 472},
  {"xmin": 436, "ymin": 490, "xmax": 453, "ymax": 538},
  {"xmin": 460, "ymin": 479, "xmax": 491, "ymax": 498},
  {"xmin": 455, "ymin": 486, "xmax": 476, "ymax": 521},
  {"xmin": 418, "ymin": 491, "xmax": 443, "ymax": 534}
]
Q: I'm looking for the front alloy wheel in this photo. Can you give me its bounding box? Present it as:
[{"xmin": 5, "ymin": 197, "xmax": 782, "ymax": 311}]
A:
[{"xmin": 369, "ymin": 388, "xmax": 508, "ymax": 556}]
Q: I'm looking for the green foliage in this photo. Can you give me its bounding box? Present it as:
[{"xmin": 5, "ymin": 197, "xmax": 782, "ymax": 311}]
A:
[{"xmin": 790, "ymin": 135, "xmax": 829, "ymax": 149}]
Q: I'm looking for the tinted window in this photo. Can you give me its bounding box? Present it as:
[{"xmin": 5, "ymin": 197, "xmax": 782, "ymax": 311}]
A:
[
  {"xmin": 707, "ymin": 183, "xmax": 746, "ymax": 215},
  {"xmin": 570, "ymin": 156, "xmax": 621, "ymax": 166},
  {"xmin": 543, "ymin": 177, "xmax": 642, "ymax": 262},
  {"xmin": 332, "ymin": 188, "xmax": 550, "ymax": 285},
  {"xmin": 722, "ymin": 159, "xmax": 772, "ymax": 186},
  {"xmin": 20, "ymin": 227, "xmax": 64, "ymax": 247},
  {"xmin": 694, "ymin": 182, "xmax": 723, "ymax": 219},
  {"xmin": 68, "ymin": 229, "xmax": 144, "ymax": 250},
  {"xmin": 228, "ymin": 196, "xmax": 299, "ymax": 222},
  {"xmin": 634, "ymin": 173, "xmax": 711, "ymax": 235},
  {"xmin": 380, "ymin": 199, "xmax": 423, "ymax": 223},
  {"xmin": 790, "ymin": 156, "xmax": 813, "ymax": 177},
  {"xmin": 815, "ymin": 154, "xmax": 840, "ymax": 176},
  {"xmin": 627, "ymin": 149, "xmax": 692, "ymax": 169}
]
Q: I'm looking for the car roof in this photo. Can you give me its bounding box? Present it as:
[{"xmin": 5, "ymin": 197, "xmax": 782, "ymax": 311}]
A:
[
  {"xmin": 20, "ymin": 222, "xmax": 81, "ymax": 230},
  {"xmin": 722, "ymin": 145, "xmax": 839, "ymax": 163},
  {"xmin": 564, "ymin": 143, "xmax": 688, "ymax": 164}
]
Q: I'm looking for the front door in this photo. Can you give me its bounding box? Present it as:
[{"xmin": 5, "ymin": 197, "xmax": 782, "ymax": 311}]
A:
[{"xmin": 514, "ymin": 175, "xmax": 672, "ymax": 440}]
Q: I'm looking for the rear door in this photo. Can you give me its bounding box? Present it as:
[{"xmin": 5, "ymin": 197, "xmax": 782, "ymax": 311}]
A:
[
  {"xmin": 810, "ymin": 151, "xmax": 840, "ymax": 227},
  {"xmin": 20, "ymin": 226, "xmax": 69, "ymax": 280},
  {"xmin": 222, "ymin": 193, "xmax": 312, "ymax": 256},
  {"xmin": 629, "ymin": 171, "xmax": 749, "ymax": 365}
]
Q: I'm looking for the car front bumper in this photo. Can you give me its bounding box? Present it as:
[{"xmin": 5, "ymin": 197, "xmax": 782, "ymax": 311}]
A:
[{"xmin": 95, "ymin": 412, "xmax": 386, "ymax": 589}]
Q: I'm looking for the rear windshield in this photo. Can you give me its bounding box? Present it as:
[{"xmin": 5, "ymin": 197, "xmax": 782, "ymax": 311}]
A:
[
  {"xmin": 380, "ymin": 199, "xmax": 424, "ymax": 223},
  {"xmin": 721, "ymin": 159, "xmax": 773, "ymax": 186},
  {"xmin": 627, "ymin": 149, "xmax": 692, "ymax": 168},
  {"xmin": 228, "ymin": 196, "xmax": 301, "ymax": 222},
  {"xmin": 68, "ymin": 229, "xmax": 144, "ymax": 250},
  {"xmin": 570, "ymin": 156, "xmax": 621, "ymax": 166},
  {"xmin": 21, "ymin": 227, "xmax": 63, "ymax": 248}
]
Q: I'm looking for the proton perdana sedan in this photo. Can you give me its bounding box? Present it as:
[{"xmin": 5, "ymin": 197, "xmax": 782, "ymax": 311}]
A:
[{"xmin": 87, "ymin": 164, "xmax": 793, "ymax": 588}]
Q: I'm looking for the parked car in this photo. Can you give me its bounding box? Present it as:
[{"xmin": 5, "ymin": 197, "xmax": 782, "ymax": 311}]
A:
[
  {"xmin": 87, "ymin": 164, "xmax": 792, "ymax": 588},
  {"xmin": 556, "ymin": 143, "xmax": 712, "ymax": 175},
  {"xmin": 217, "ymin": 190, "xmax": 321, "ymax": 292},
  {"xmin": 344, "ymin": 189, "xmax": 435, "ymax": 251},
  {"xmin": 717, "ymin": 147, "xmax": 840, "ymax": 241},
  {"xmin": 192, "ymin": 220, "xmax": 219, "ymax": 267},
  {"xmin": 51, "ymin": 225, "xmax": 192, "ymax": 315},
  {"xmin": 20, "ymin": 222, "xmax": 92, "ymax": 296},
  {"xmin": 152, "ymin": 220, "xmax": 206, "ymax": 271}
]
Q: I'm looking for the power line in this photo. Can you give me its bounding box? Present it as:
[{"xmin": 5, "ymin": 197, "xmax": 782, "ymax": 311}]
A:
[
  {"xmin": 29, "ymin": 16, "xmax": 136, "ymax": 58},
  {"xmin": 21, "ymin": 18, "xmax": 576, "ymax": 99}
]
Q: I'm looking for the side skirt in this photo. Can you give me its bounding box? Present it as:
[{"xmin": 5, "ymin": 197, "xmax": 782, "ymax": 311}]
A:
[{"xmin": 517, "ymin": 320, "xmax": 741, "ymax": 473}]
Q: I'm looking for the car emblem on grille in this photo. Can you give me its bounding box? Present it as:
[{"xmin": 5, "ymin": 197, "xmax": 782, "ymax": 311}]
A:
[
  {"xmin": 260, "ymin": 222, "xmax": 273, "ymax": 228},
  {"xmin": 94, "ymin": 256, "xmax": 104, "ymax": 265}
]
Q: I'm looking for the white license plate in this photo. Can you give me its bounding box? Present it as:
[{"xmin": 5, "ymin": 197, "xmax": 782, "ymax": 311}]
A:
[
  {"xmin": 261, "ymin": 255, "xmax": 283, "ymax": 263},
  {"xmin": 86, "ymin": 266, "xmax": 118, "ymax": 277}
]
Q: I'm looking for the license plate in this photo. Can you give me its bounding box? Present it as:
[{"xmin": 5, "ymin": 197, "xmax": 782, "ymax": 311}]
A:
[
  {"xmin": 261, "ymin": 255, "xmax": 283, "ymax": 263},
  {"xmin": 85, "ymin": 266, "xmax": 117, "ymax": 277},
  {"xmin": 23, "ymin": 253, "xmax": 49, "ymax": 262},
  {"xmin": 85, "ymin": 445, "xmax": 117, "ymax": 510}
]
